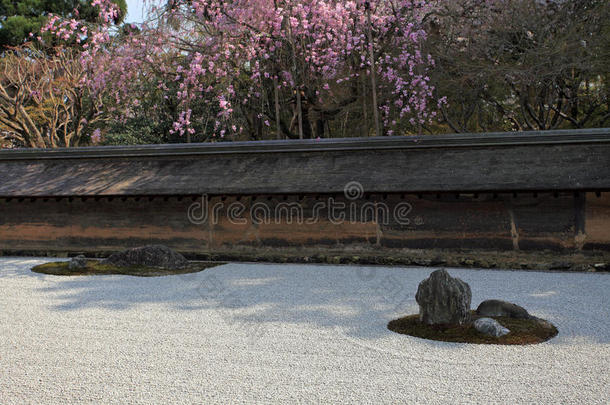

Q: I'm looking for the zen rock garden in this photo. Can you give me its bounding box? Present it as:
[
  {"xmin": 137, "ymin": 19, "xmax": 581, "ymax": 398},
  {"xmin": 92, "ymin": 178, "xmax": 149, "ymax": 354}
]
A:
[
  {"xmin": 388, "ymin": 269, "xmax": 558, "ymax": 344},
  {"xmin": 33, "ymin": 249, "xmax": 558, "ymax": 344}
]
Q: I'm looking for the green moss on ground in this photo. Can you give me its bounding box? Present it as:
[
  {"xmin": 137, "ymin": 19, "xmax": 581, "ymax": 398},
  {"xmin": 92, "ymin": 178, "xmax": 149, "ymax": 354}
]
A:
[
  {"xmin": 31, "ymin": 260, "xmax": 224, "ymax": 277},
  {"xmin": 388, "ymin": 311, "xmax": 558, "ymax": 345}
]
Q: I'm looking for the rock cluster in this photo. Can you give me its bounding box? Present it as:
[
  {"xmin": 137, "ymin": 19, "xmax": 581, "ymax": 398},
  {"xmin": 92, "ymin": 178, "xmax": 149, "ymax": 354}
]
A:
[
  {"xmin": 412, "ymin": 269, "xmax": 558, "ymax": 340},
  {"xmin": 102, "ymin": 245, "xmax": 189, "ymax": 269},
  {"xmin": 415, "ymin": 269, "xmax": 472, "ymax": 325}
]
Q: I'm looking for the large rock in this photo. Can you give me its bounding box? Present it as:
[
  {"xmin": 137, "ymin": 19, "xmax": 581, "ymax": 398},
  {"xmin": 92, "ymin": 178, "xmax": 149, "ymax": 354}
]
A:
[
  {"xmin": 415, "ymin": 269, "xmax": 472, "ymax": 325},
  {"xmin": 102, "ymin": 245, "xmax": 188, "ymax": 269},
  {"xmin": 473, "ymin": 317, "xmax": 510, "ymax": 337},
  {"xmin": 476, "ymin": 299, "xmax": 531, "ymax": 319}
]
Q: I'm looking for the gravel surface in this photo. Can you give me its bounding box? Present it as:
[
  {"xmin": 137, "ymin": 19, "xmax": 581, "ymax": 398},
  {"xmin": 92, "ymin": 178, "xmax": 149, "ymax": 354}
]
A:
[{"xmin": 1, "ymin": 257, "xmax": 608, "ymax": 404}]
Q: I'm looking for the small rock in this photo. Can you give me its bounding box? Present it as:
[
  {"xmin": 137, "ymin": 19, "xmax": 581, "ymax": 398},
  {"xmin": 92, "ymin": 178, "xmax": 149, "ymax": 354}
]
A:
[
  {"xmin": 413, "ymin": 258, "xmax": 432, "ymax": 266},
  {"xmin": 474, "ymin": 317, "xmax": 510, "ymax": 337},
  {"xmin": 462, "ymin": 259, "xmax": 475, "ymax": 266},
  {"xmin": 416, "ymin": 269, "xmax": 471, "ymax": 325},
  {"xmin": 68, "ymin": 255, "xmax": 87, "ymax": 270},
  {"xmin": 572, "ymin": 264, "xmax": 594, "ymax": 272},
  {"xmin": 476, "ymin": 299, "xmax": 531, "ymax": 319},
  {"xmin": 429, "ymin": 258, "xmax": 447, "ymax": 266}
]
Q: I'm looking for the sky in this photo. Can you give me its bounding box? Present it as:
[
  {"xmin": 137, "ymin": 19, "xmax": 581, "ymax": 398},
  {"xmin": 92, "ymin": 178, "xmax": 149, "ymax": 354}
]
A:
[{"xmin": 125, "ymin": 0, "xmax": 146, "ymax": 24}]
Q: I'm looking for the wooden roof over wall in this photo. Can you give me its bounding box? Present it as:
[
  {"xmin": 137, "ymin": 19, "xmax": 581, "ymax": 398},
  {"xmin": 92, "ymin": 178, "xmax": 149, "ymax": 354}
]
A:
[{"xmin": 0, "ymin": 129, "xmax": 608, "ymax": 197}]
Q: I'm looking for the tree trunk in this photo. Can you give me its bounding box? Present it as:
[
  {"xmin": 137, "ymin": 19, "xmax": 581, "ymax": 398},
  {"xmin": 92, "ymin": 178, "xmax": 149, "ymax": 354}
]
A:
[
  {"xmin": 316, "ymin": 117, "xmax": 325, "ymax": 138},
  {"xmin": 361, "ymin": 73, "xmax": 369, "ymax": 137},
  {"xmin": 296, "ymin": 88, "xmax": 304, "ymax": 139},
  {"xmin": 274, "ymin": 76, "xmax": 282, "ymax": 139},
  {"xmin": 366, "ymin": 3, "xmax": 381, "ymax": 137}
]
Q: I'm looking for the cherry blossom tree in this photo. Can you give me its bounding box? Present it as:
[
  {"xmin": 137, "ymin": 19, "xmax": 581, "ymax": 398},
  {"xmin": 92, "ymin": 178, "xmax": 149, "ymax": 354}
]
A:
[
  {"xmin": 0, "ymin": 45, "xmax": 107, "ymax": 147},
  {"xmin": 41, "ymin": 0, "xmax": 439, "ymax": 143}
]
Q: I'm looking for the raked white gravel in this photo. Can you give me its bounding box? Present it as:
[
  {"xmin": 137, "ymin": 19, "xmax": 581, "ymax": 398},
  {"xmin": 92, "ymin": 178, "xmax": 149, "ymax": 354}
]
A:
[{"xmin": 0, "ymin": 257, "xmax": 608, "ymax": 404}]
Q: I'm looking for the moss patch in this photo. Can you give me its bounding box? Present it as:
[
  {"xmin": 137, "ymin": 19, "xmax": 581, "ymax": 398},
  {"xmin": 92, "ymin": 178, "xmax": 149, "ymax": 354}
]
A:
[
  {"xmin": 31, "ymin": 260, "xmax": 224, "ymax": 277},
  {"xmin": 388, "ymin": 311, "xmax": 558, "ymax": 345}
]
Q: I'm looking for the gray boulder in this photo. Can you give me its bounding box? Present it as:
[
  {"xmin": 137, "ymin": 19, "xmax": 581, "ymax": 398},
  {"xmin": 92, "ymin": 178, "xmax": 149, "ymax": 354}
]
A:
[
  {"xmin": 415, "ymin": 269, "xmax": 472, "ymax": 325},
  {"xmin": 102, "ymin": 245, "xmax": 188, "ymax": 269},
  {"xmin": 474, "ymin": 317, "xmax": 510, "ymax": 337},
  {"xmin": 68, "ymin": 255, "xmax": 87, "ymax": 270},
  {"xmin": 476, "ymin": 299, "xmax": 531, "ymax": 319}
]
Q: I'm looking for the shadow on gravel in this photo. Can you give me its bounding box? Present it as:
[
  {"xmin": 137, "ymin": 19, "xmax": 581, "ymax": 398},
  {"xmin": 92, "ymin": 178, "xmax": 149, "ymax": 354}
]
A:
[{"xmin": 5, "ymin": 259, "xmax": 608, "ymax": 343}]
